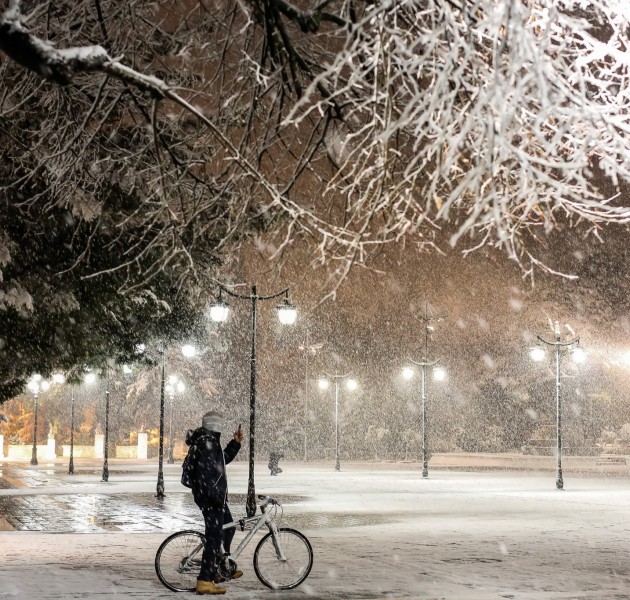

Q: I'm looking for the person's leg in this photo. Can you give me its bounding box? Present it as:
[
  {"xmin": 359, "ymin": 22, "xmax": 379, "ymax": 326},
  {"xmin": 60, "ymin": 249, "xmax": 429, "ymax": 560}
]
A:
[
  {"xmin": 222, "ymin": 505, "xmax": 236, "ymax": 554},
  {"xmin": 199, "ymin": 508, "xmax": 223, "ymax": 582},
  {"xmin": 219, "ymin": 504, "xmax": 243, "ymax": 580}
]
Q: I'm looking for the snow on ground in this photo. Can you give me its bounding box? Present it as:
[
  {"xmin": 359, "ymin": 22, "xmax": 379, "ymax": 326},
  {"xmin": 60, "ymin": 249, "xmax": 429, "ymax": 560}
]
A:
[{"xmin": 2, "ymin": 461, "xmax": 630, "ymax": 599}]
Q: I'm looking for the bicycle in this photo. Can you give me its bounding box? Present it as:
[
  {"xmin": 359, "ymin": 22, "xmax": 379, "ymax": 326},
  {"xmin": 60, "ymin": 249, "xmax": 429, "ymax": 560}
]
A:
[{"xmin": 155, "ymin": 495, "xmax": 313, "ymax": 591}]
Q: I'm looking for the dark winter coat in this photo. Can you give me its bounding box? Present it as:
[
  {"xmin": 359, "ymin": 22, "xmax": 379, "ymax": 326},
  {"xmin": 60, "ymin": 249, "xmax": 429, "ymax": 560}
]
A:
[{"xmin": 186, "ymin": 427, "xmax": 241, "ymax": 511}]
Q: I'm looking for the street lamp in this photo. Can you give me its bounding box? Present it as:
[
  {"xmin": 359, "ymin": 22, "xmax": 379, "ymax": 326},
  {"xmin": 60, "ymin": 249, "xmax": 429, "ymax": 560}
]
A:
[
  {"xmin": 210, "ymin": 284, "xmax": 297, "ymax": 517},
  {"xmin": 277, "ymin": 295, "xmax": 298, "ymax": 325},
  {"xmin": 318, "ymin": 374, "xmax": 357, "ymax": 471},
  {"xmin": 100, "ymin": 363, "xmax": 132, "ymax": 482},
  {"xmin": 153, "ymin": 344, "xmax": 196, "ymax": 499},
  {"xmin": 433, "ymin": 367, "xmax": 447, "ymax": 382},
  {"xmin": 166, "ymin": 375, "xmax": 186, "ymax": 464},
  {"xmin": 209, "ymin": 291, "xmax": 230, "ymax": 323},
  {"xmin": 181, "ymin": 344, "xmax": 197, "ymax": 359},
  {"xmin": 102, "ymin": 366, "xmax": 111, "ymax": 482},
  {"xmin": 531, "ymin": 320, "xmax": 583, "ymax": 490},
  {"xmin": 27, "ymin": 375, "xmax": 50, "ymax": 466},
  {"xmin": 298, "ymin": 329, "xmax": 323, "ymax": 462},
  {"xmin": 405, "ymin": 302, "xmax": 445, "ymax": 478},
  {"xmin": 68, "ymin": 371, "xmax": 95, "ymax": 475}
]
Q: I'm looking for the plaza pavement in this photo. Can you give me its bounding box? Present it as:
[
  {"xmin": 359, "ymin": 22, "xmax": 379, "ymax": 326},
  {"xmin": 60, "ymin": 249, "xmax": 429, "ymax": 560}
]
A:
[{"xmin": 1, "ymin": 457, "xmax": 630, "ymax": 599}]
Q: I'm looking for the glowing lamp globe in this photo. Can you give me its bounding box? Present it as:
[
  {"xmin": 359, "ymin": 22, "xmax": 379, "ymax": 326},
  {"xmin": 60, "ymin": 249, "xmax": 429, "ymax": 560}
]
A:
[
  {"xmin": 209, "ymin": 299, "xmax": 230, "ymax": 323},
  {"xmin": 277, "ymin": 299, "xmax": 297, "ymax": 325},
  {"xmin": 181, "ymin": 344, "xmax": 197, "ymax": 358},
  {"xmin": 572, "ymin": 347, "xmax": 586, "ymax": 364},
  {"xmin": 530, "ymin": 347, "xmax": 546, "ymax": 362},
  {"xmin": 433, "ymin": 367, "xmax": 446, "ymax": 382}
]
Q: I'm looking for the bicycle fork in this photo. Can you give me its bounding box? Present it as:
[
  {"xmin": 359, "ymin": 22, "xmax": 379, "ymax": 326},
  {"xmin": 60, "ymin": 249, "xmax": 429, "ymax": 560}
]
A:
[{"xmin": 269, "ymin": 522, "xmax": 288, "ymax": 562}]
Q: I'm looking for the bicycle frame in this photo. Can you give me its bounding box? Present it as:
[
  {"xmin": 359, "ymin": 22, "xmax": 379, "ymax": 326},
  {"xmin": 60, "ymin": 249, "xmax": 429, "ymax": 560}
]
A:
[
  {"xmin": 185, "ymin": 505, "xmax": 287, "ymax": 567},
  {"xmin": 224, "ymin": 509, "xmax": 287, "ymax": 562}
]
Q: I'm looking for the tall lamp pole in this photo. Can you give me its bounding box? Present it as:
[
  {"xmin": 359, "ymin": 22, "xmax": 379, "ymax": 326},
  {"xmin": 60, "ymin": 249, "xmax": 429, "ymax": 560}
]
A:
[
  {"xmin": 31, "ymin": 386, "xmax": 39, "ymax": 466},
  {"xmin": 133, "ymin": 343, "xmax": 195, "ymax": 499},
  {"xmin": 156, "ymin": 345, "xmax": 166, "ymax": 498},
  {"xmin": 298, "ymin": 330, "xmax": 323, "ymax": 462},
  {"xmin": 102, "ymin": 366, "xmax": 111, "ymax": 482},
  {"xmin": 209, "ymin": 285, "xmax": 297, "ymax": 517},
  {"xmin": 27, "ymin": 375, "xmax": 50, "ymax": 466},
  {"xmin": 531, "ymin": 320, "xmax": 583, "ymax": 490},
  {"xmin": 68, "ymin": 386, "xmax": 76, "ymax": 475},
  {"xmin": 318, "ymin": 374, "xmax": 358, "ymax": 471},
  {"xmin": 166, "ymin": 376, "xmax": 185, "ymax": 464},
  {"xmin": 72, "ymin": 371, "xmax": 97, "ymax": 475},
  {"xmin": 403, "ymin": 303, "xmax": 445, "ymax": 478}
]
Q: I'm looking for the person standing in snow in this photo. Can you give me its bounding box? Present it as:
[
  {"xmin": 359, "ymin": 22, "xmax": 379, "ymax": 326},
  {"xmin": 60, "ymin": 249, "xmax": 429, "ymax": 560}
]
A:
[
  {"xmin": 268, "ymin": 450, "xmax": 284, "ymax": 475},
  {"xmin": 186, "ymin": 411, "xmax": 244, "ymax": 595}
]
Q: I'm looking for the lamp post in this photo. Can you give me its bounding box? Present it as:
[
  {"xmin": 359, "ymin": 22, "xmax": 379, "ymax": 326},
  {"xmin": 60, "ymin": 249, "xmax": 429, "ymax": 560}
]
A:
[
  {"xmin": 102, "ymin": 366, "xmax": 111, "ymax": 482},
  {"xmin": 27, "ymin": 375, "xmax": 51, "ymax": 466},
  {"xmin": 68, "ymin": 386, "xmax": 75, "ymax": 475},
  {"xmin": 156, "ymin": 344, "xmax": 166, "ymax": 497},
  {"xmin": 530, "ymin": 320, "xmax": 583, "ymax": 490},
  {"xmin": 209, "ymin": 285, "xmax": 297, "ymax": 517},
  {"xmin": 403, "ymin": 302, "xmax": 445, "ymax": 478},
  {"xmin": 166, "ymin": 375, "xmax": 185, "ymax": 464},
  {"xmin": 298, "ymin": 330, "xmax": 323, "ymax": 462},
  {"xmin": 155, "ymin": 344, "xmax": 196, "ymax": 499},
  {"xmin": 70, "ymin": 371, "xmax": 97, "ymax": 475},
  {"xmin": 318, "ymin": 374, "xmax": 357, "ymax": 471}
]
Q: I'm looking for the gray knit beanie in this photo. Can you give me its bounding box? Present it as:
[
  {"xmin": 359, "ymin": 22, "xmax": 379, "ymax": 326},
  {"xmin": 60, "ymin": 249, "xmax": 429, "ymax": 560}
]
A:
[{"xmin": 202, "ymin": 411, "xmax": 224, "ymax": 433}]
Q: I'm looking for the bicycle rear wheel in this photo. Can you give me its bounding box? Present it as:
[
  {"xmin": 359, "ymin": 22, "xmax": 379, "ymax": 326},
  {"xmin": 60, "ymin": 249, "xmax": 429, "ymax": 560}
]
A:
[
  {"xmin": 253, "ymin": 527, "xmax": 313, "ymax": 590},
  {"xmin": 155, "ymin": 530, "xmax": 205, "ymax": 592}
]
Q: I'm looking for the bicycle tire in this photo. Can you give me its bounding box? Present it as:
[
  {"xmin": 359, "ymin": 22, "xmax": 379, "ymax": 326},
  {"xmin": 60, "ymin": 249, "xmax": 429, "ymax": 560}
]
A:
[
  {"xmin": 155, "ymin": 530, "xmax": 205, "ymax": 592},
  {"xmin": 253, "ymin": 527, "xmax": 313, "ymax": 590}
]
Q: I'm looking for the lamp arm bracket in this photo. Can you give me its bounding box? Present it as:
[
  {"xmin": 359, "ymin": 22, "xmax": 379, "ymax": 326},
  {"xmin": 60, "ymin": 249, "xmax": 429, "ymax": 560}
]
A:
[
  {"xmin": 322, "ymin": 372, "xmax": 351, "ymax": 380},
  {"xmin": 536, "ymin": 335, "xmax": 580, "ymax": 347},
  {"xmin": 408, "ymin": 357, "xmax": 439, "ymax": 367},
  {"xmin": 217, "ymin": 283, "xmax": 291, "ymax": 302},
  {"xmin": 412, "ymin": 315, "xmax": 446, "ymax": 325}
]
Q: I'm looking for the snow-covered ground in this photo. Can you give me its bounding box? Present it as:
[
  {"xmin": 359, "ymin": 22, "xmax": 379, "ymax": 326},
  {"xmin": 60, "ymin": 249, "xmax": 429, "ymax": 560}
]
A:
[{"xmin": 2, "ymin": 461, "xmax": 630, "ymax": 599}]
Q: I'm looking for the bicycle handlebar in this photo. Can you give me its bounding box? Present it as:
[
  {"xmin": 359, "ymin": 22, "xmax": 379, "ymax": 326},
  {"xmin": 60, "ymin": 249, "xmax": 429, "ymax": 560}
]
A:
[{"xmin": 257, "ymin": 495, "xmax": 279, "ymax": 508}]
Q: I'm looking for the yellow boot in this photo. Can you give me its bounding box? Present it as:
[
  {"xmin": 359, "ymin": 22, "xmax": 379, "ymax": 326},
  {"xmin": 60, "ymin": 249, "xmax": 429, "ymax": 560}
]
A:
[{"xmin": 196, "ymin": 579, "xmax": 227, "ymax": 595}]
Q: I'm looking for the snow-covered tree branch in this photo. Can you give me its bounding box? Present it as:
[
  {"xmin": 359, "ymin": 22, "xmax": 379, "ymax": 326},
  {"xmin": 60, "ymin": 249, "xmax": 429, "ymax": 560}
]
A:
[{"xmin": 1, "ymin": 0, "xmax": 630, "ymax": 290}]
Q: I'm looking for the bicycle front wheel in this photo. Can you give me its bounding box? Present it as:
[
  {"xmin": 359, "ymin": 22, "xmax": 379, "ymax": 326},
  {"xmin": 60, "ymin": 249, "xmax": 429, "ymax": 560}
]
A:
[
  {"xmin": 253, "ymin": 527, "xmax": 313, "ymax": 590},
  {"xmin": 155, "ymin": 530, "xmax": 205, "ymax": 592}
]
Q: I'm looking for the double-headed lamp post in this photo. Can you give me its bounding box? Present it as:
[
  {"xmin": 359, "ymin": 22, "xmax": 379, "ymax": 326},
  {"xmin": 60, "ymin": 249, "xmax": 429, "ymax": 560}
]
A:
[
  {"xmin": 156, "ymin": 344, "xmax": 196, "ymax": 499},
  {"xmin": 318, "ymin": 375, "xmax": 358, "ymax": 471},
  {"xmin": 166, "ymin": 375, "xmax": 186, "ymax": 464},
  {"xmin": 298, "ymin": 329, "xmax": 323, "ymax": 462},
  {"xmin": 530, "ymin": 320, "xmax": 584, "ymax": 490},
  {"xmin": 27, "ymin": 375, "xmax": 51, "ymax": 466},
  {"xmin": 68, "ymin": 371, "xmax": 97, "ymax": 475},
  {"xmin": 102, "ymin": 366, "xmax": 112, "ymax": 482},
  {"xmin": 403, "ymin": 302, "xmax": 445, "ymax": 478},
  {"xmin": 402, "ymin": 364, "xmax": 446, "ymax": 478},
  {"xmin": 209, "ymin": 285, "xmax": 297, "ymax": 517}
]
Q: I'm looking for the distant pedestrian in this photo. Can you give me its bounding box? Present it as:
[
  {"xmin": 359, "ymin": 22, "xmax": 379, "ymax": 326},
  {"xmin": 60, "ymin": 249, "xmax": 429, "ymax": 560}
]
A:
[
  {"xmin": 268, "ymin": 450, "xmax": 284, "ymax": 476},
  {"xmin": 184, "ymin": 411, "xmax": 243, "ymax": 595}
]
